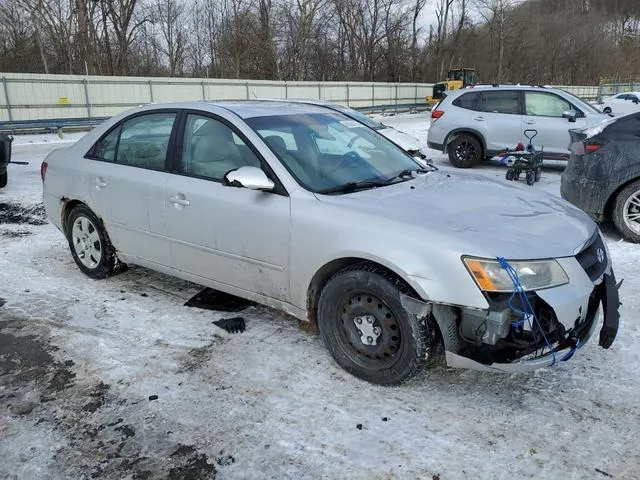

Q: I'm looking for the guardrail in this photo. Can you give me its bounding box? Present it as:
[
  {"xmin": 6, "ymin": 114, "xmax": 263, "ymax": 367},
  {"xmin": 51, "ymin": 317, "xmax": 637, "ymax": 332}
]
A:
[
  {"xmin": 0, "ymin": 117, "xmax": 108, "ymax": 135},
  {"xmin": 0, "ymin": 103, "xmax": 430, "ymax": 135}
]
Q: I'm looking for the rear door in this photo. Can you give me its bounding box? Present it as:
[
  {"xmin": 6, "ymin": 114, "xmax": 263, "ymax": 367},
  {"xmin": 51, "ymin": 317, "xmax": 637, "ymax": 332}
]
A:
[
  {"xmin": 474, "ymin": 90, "xmax": 523, "ymax": 154},
  {"xmin": 85, "ymin": 111, "xmax": 178, "ymax": 266},
  {"xmin": 163, "ymin": 111, "xmax": 291, "ymax": 300},
  {"xmin": 522, "ymin": 91, "xmax": 585, "ymax": 159}
]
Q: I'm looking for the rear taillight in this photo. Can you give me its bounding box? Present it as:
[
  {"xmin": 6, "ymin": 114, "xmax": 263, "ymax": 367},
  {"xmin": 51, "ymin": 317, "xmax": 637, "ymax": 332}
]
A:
[
  {"xmin": 585, "ymin": 143, "xmax": 601, "ymax": 153},
  {"xmin": 570, "ymin": 142, "xmax": 601, "ymax": 156},
  {"xmin": 431, "ymin": 109, "xmax": 444, "ymax": 119},
  {"xmin": 40, "ymin": 161, "xmax": 48, "ymax": 181}
]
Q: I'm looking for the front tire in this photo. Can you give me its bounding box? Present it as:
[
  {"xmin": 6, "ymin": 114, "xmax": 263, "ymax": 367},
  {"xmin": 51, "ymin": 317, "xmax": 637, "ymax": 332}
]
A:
[
  {"xmin": 448, "ymin": 134, "xmax": 483, "ymax": 168},
  {"xmin": 317, "ymin": 265, "xmax": 434, "ymax": 385},
  {"xmin": 0, "ymin": 169, "xmax": 7, "ymax": 188},
  {"xmin": 612, "ymin": 180, "xmax": 640, "ymax": 243},
  {"xmin": 66, "ymin": 205, "xmax": 115, "ymax": 278}
]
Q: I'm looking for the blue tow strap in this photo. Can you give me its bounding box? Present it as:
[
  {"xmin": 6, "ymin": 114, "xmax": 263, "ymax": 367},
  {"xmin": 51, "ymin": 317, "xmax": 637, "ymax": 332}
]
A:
[{"xmin": 496, "ymin": 257, "xmax": 558, "ymax": 366}]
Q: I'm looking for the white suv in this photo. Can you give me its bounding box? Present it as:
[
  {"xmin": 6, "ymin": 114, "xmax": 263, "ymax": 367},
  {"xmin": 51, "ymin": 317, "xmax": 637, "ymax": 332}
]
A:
[{"xmin": 427, "ymin": 85, "xmax": 610, "ymax": 168}]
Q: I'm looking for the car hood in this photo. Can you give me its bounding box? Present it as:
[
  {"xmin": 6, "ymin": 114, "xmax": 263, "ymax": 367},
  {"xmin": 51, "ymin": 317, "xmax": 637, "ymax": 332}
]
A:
[
  {"xmin": 378, "ymin": 127, "xmax": 423, "ymax": 152},
  {"xmin": 315, "ymin": 171, "xmax": 595, "ymax": 259}
]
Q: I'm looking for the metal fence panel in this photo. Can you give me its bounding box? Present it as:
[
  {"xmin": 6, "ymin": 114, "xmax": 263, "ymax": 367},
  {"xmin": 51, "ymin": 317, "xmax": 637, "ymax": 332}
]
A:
[{"xmin": 0, "ymin": 72, "xmax": 601, "ymax": 123}]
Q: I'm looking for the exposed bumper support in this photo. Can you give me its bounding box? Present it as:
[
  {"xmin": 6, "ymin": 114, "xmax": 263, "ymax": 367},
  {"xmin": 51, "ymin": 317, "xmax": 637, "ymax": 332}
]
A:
[{"xmin": 427, "ymin": 271, "xmax": 621, "ymax": 374}]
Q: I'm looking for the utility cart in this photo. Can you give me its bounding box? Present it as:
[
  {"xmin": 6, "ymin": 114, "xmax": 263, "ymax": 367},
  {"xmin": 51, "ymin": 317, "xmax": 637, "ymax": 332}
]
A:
[{"xmin": 502, "ymin": 129, "xmax": 543, "ymax": 186}]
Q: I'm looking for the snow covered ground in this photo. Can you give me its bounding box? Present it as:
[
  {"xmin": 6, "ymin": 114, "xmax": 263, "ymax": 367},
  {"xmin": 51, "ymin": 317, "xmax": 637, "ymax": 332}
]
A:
[{"xmin": 1, "ymin": 116, "xmax": 639, "ymax": 480}]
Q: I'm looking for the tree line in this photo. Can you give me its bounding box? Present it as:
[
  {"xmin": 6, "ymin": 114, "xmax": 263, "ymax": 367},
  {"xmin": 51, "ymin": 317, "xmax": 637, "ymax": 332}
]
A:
[{"xmin": 0, "ymin": 0, "xmax": 638, "ymax": 85}]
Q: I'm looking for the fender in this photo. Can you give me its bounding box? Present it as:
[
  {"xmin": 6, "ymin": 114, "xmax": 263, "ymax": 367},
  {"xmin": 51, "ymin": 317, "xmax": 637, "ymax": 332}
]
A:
[{"xmin": 444, "ymin": 128, "xmax": 488, "ymax": 153}]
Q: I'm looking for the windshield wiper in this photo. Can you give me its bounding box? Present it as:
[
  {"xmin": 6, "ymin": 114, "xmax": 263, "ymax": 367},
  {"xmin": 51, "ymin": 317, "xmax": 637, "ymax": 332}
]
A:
[
  {"xmin": 319, "ymin": 167, "xmax": 436, "ymax": 195},
  {"xmin": 384, "ymin": 167, "xmax": 433, "ymax": 183},
  {"xmin": 318, "ymin": 179, "xmax": 390, "ymax": 194}
]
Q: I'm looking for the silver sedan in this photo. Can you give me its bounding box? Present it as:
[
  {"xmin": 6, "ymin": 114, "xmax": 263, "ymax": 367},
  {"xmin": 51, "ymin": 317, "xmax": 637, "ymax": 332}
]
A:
[{"xmin": 42, "ymin": 101, "xmax": 620, "ymax": 384}]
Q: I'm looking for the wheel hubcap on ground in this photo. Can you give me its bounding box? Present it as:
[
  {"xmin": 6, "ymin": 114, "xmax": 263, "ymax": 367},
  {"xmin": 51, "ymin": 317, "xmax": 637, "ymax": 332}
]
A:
[
  {"xmin": 72, "ymin": 217, "xmax": 102, "ymax": 269},
  {"xmin": 623, "ymin": 191, "xmax": 640, "ymax": 235},
  {"xmin": 339, "ymin": 293, "xmax": 401, "ymax": 369}
]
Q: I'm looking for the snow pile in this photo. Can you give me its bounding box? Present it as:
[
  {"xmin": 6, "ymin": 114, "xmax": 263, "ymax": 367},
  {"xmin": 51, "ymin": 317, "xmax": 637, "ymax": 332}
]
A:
[{"xmin": 1, "ymin": 120, "xmax": 639, "ymax": 479}]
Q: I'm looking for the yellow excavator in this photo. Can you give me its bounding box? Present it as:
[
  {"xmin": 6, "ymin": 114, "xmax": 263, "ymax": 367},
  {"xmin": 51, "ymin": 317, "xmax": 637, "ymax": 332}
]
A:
[{"xmin": 426, "ymin": 68, "xmax": 477, "ymax": 105}]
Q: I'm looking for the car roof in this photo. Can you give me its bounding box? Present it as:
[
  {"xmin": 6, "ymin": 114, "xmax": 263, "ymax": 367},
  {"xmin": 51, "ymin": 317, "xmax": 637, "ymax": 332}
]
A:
[
  {"xmin": 130, "ymin": 100, "xmax": 337, "ymax": 119},
  {"xmin": 445, "ymin": 84, "xmax": 563, "ymax": 97}
]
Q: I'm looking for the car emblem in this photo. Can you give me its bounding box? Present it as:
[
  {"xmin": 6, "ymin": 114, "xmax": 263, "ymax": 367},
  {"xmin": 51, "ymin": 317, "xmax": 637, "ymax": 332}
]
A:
[{"xmin": 596, "ymin": 248, "xmax": 605, "ymax": 263}]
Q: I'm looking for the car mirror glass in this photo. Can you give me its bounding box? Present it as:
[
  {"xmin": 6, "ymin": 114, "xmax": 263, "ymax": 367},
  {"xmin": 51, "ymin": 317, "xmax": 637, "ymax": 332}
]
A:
[
  {"xmin": 562, "ymin": 110, "xmax": 577, "ymax": 122},
  {"xmin": 224, "ymin": 166, "xmax": 275, "ymax": 191}
]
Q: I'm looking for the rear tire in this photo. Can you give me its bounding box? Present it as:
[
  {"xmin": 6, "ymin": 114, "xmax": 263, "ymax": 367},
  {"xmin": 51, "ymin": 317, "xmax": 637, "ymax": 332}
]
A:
[
  {"xmin": 448, "ymin": 135, "xmax": 483, "ymax": 168},
  {"xmin": 66, "ymin": 205, "xmax": 116, "ymax": 278},
  {"xmin": 317, "ymin": 264, "xmax": 434, "ymax": 385},
  {"xmin": 0, "ymin": 170, "xmax": 7, "ymax": 188},
  {"xmin": 612, "ymin": 180, "xmax": 640, "ymax": 243}
]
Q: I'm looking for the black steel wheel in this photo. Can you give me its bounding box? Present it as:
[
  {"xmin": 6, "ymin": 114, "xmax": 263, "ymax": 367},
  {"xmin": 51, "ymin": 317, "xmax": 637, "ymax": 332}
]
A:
[
  {"xmin": 448, "ymin": 135, "xmax": 482, "ymax": 168},
  {"xmin": 317, "ymin": 264, "xmax": 434, "ymax": 385},
  {"xmin": 506, "ymin": 169, "xmax": 515, "ymax": 181}
]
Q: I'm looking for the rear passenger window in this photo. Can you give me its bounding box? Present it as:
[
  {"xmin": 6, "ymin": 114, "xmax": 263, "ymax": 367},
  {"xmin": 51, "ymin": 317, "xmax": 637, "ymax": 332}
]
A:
[
  {"xmin": 453, "ymin": 92, "xmax": 480, "ymax": 110},
  {"xmin": 116, "ymin": 113, "xmax": 176, "ymax": 170},
  {"xmin": 92, "ymin": 126, "xmax": 120, "ymax": 162},
  {"xmin": 478, "ymin": 91, "xmax": 520, "ymax": 114}
]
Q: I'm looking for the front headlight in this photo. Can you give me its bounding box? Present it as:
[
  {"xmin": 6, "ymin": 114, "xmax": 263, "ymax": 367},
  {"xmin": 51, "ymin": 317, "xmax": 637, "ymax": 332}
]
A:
[{"xmin": 463, "ymin": 257, "xmax": 569, "ymax": 292}]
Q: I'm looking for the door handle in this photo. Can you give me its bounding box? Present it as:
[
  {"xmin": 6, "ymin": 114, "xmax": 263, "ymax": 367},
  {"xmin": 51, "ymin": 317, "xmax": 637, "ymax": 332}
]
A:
[
  {"xmin": 95, "ymin": 177, "xmax": 107, "ymax": 189},
  {"xmin": 169, "ymin": 195, "xmax": 190, "ymax": 207},
  {"xmin": 524, "ymin": 120, "xmax": 536, "ymax": 125},
  {"xmin": 473, "ymin": 116, "xmax": 486, "ymax": 121}
]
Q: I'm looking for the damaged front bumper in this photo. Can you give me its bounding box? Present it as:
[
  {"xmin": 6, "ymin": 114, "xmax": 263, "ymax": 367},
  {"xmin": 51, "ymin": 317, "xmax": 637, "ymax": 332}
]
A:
[{"xmin": 418, "ymin": 269, "xmax": 620, "ymax": 374}]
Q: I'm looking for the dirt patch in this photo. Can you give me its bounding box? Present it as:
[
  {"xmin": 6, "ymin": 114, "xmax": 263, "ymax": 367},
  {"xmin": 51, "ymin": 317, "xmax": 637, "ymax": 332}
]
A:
[
  {"xmin": 83, "ymin": 382, "xmax": 112, "ymax": 413},
  {"xmin": 0, "ymin": 315, "xmax": 227, "ymax": 479},
  {"xmin": 168, "ymin": 445, "xmax": 217, "ymax": 480},
  {"xmin": 0, "ymin": 202, "xmax": 47, "ymax": 225}
]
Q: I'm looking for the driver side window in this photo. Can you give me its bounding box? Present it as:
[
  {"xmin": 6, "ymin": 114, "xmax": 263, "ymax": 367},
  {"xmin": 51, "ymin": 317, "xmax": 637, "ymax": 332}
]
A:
[
  {"xmin": 525, "ymin": 92, "xmax": 575, "ymax": 118},
  {"xmin": 181, "ymin": 114, "xmax": 260, "ymax": 181}
]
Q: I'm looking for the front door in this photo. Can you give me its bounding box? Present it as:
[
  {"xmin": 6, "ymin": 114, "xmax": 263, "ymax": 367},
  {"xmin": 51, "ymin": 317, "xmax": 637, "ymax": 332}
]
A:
[
  {"xmin": 164, "ymin": 112, "xmax": 291, "ymax": 300},
  {"xmin": 522, "ymin": 91, "xmax": 585, "ymax": 159}
]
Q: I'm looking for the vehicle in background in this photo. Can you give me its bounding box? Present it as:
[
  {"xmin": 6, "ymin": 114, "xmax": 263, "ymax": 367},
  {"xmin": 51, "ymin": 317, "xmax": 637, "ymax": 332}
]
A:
[
  {"xmin": 425, "ymin": 68, "xmax": 477, "ymax": 106},
  {"xmin": 427, "ymin": 85, "xmax": 611, "ymax": 168},
  {"xmin": 599, "ymin": 91, "xmax": 640, "ymax": 115},
  {"xmin": 42, "ymin": 100, "xmax": 619, "ymax": 384},
  {"xmin": 277, "ymin": 99, "xmax": 428, "ymax": 161},
  {"xmin": 562, "ymin": 112, "xmax": 640, "ymax": 242},
  {"xmin": 0, "ymin": 135, "xmax": 12, "ymax": 187}
]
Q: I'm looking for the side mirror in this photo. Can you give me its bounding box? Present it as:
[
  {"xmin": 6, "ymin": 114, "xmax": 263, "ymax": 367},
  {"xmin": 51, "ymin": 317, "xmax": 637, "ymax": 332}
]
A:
[
  {"xmin": 562, "ymin": 110, "xmax": 577, "ymax": 123},
  {"xmin": 224, "ymin": 166, "xmax": 275, "ymax": 191}
]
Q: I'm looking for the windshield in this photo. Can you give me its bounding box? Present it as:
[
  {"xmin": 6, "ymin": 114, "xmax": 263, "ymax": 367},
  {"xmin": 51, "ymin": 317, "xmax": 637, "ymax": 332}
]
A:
[
  {"xmin": 339, "ymin": 108, "xmax": 385, "ymax": 130},
  {"xmin": 247, "ymin": 112, "xmax": 422, "ymax": 193},
  {"xmin": 560, "ymin": 89, "xmax": 601, "ymax": 114}
]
